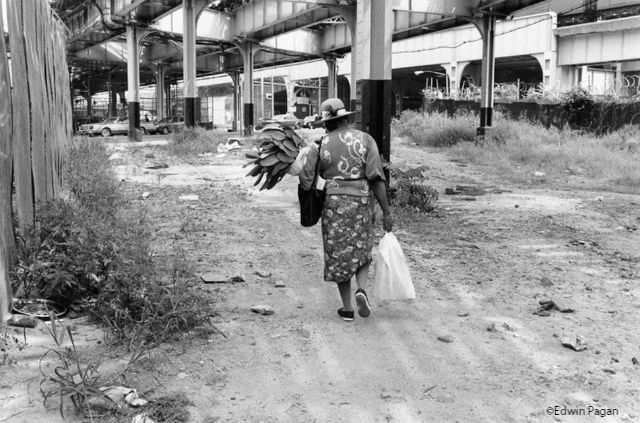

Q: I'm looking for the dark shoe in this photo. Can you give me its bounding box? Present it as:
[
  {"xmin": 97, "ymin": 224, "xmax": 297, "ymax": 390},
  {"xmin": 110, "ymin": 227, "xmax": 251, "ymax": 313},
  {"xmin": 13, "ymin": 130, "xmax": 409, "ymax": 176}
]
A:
[
  {"xmin": 355, "ymin": 289, "xmax": 371, "ymax": 318},
  {"xmin": 337, "ymin": 308, "xmax": 354, "ymax": 322}
]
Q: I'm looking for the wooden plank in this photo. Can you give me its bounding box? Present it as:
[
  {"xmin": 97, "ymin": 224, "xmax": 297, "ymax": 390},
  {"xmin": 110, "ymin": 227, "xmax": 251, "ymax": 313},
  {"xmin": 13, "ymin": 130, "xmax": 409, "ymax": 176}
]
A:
[
  {"xmin": 0, "ymin": 0, "xmax": 15, "ymax": 323},
  {"xmin": 8, "ymin": 0, "xmax": 34, "ymax": 228},
  {"xmin": 23, "ymin": 0, "xmax": 47, "ymax": 204}
]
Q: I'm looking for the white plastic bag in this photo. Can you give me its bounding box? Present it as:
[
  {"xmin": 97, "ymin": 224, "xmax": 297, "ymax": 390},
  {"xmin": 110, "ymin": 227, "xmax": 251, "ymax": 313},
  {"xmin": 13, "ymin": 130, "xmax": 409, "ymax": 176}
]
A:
[{"xmin": 374, "ymin": 232, "xmax": 415, "ymax": 301}]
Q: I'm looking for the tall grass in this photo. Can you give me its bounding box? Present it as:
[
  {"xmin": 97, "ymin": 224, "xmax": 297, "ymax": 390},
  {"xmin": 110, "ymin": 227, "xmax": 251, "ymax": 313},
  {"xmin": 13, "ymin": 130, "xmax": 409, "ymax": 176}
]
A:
[
  {"xmin": 392, "ymin": 111, "xmax": 640, "ymax": 189},
  {"xmin": 164, "ymin": 127, "xmax": 227, "ymax": 156},
  {"xmin": 13, "ymin": 137, "xmax": 208, "ymax": 348},
  {"xmin": 392, "ymin": 110, "xmax": 476, "ymax": 146}
]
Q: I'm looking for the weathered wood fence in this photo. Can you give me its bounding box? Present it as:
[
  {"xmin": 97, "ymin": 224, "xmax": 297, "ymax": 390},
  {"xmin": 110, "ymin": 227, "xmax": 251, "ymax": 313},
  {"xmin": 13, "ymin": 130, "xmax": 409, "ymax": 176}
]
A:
[{"xmin": 0, "ymin": 0, "xmax": 72, "ymax": 323}]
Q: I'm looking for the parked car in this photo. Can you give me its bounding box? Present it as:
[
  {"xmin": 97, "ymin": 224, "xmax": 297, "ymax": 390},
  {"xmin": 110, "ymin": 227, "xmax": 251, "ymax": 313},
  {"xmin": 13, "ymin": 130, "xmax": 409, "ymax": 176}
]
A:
[
  {"xmin": 79, "ymin": 117, "xmax": 156, "ymax": 137},
  {"xmin": 155, "ymin": 116, "xmax": 185, "ymax": 134},
  {"xmin": 302, "ymin": 114, "xmax": 320, "ymax": 128}
]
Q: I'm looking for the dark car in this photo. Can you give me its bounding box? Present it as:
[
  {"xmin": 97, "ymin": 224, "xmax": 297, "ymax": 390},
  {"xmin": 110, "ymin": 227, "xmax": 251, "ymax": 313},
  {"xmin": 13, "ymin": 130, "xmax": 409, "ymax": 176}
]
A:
[{"xmin": 156, "ymin": 116, "xmax": 185, "ymax": 134}]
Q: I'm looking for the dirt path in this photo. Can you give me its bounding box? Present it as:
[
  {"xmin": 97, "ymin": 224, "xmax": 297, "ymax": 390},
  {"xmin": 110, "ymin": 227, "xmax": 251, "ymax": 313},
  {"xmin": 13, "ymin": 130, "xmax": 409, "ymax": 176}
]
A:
[{"xmin": 3, "ymin": 135, "xmax": 639, "ymax": 423}]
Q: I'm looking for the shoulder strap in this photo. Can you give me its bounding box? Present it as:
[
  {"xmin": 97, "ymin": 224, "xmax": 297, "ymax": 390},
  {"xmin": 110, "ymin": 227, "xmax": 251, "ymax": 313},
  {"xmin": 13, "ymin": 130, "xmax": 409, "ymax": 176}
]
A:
[{"xmin": 312, "ymin": 137, "xmax": 323, "ymax": 187}]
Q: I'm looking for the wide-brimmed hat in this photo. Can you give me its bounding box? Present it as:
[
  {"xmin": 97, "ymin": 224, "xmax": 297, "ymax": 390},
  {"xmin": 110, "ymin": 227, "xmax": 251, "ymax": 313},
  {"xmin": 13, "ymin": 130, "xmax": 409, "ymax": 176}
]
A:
[{"xmin": 318, "ymin": 98, "xmax": 355, "ymax": 123}]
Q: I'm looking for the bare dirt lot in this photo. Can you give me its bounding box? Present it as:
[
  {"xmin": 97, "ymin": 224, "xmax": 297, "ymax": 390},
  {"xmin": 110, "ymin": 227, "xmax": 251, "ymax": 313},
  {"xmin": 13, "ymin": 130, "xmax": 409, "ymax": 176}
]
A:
[{"xmin": 2, "ymin": 134, "xmax": 639, "ymax": 423}]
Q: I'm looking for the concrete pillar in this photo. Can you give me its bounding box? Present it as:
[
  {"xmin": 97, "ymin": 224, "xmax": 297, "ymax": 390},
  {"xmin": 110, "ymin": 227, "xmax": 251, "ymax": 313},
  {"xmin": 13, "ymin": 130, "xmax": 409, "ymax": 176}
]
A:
[
  {"xmin": 325, "ymin": 56, "xmax": 338, "ymax": 99},
  {"xmin": 126, "ymin": 25, "xmax": 141, "ymax": 141},
  {"xmin": 239, "ymin": 41, "xmax": 257, "ymax": 135},
  {"xmin": 155, "ymin": 65, "xmax": 166, "ymax": 121},
  {"xmin": 354, "ymin": 0, "xmax": 393, "ymax": 166},
  {"xmin": 183, "ymin": 0, "xmax": 197, "ymax": 128},
  {"xmin": 477, "ymin": 14, "xmax": 496, "ymax": 135},
  {"xmin": 283, "ymin": 76, "xmax": 296, "ymax": 113},
  {"xmin": 534, "ymin": 52, "xmax": 557, "ymax": 93},
  {"xmin": 229, "ymin": 72, "xmax": 240, "ymax": 132},
  {"xmin": 86, "ymin": 77, "xmax": 92, "ymax": 118},
  {"xmin": 165, "ymin": 81, "xmax": 172, "ymax": 117},
  {"xmin": 615, "ymin": 63, "xmax": 623, "ymax": 95},
  {"xmin": 108, "ymin": 74, "xmax": 117, "ymax": 117}
]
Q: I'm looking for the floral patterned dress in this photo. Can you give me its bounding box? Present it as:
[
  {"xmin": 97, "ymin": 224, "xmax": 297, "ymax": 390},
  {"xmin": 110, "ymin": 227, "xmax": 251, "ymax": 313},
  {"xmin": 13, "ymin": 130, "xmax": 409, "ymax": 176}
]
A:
[{"xmin": 299, "ymin": 128, "xmax": 385, "ymax": 283}]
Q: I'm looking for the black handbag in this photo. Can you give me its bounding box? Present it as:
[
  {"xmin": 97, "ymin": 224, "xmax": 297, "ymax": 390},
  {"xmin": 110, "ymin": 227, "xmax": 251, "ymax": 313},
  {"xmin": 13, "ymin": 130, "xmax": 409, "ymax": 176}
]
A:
[{"xmin": 298, "ymin": 142, "xmax": 325, "ymax": 227}]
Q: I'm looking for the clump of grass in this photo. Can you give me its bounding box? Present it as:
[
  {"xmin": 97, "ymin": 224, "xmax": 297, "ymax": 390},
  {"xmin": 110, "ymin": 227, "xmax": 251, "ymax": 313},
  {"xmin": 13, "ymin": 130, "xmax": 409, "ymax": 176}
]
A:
[
  {"xmin": 451, "ymin": 119, "xmax": 640, "ymax": 189},
  {"xmin": 389, "ymin": 166, "xmax": 439, "ymax": 213},
  {"xmin": 13, "ymin": 136, "xmax": 209, "ymax": 348},
  {"xmin": 165, "ymin": 127, "xmax": 226, "ymax": 156},
  {"xmin": 392, "ymin": 110, "xmax": 476, "ymax": 146}
]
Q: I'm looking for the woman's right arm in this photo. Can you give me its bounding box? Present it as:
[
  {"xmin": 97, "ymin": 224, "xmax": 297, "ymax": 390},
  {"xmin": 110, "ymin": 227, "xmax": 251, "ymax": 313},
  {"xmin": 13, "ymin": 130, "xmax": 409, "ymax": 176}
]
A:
[{"xmin": 371, "ymin": 178, "xmax": 393, "ymax": 232}]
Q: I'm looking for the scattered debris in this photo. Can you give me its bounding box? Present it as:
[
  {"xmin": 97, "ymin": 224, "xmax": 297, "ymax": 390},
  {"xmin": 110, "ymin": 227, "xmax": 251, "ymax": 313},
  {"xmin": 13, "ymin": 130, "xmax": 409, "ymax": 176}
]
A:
[
  {"xmin": 437, "ymin": 335, "xmax": 453, "ymax": 343},
  {"xmin": 132, "ymin": 414, "xmax": 156, "ymax": 423},
  {"xmin": 178, "ymin": 194, "xmax": 199, "ymax": 201},
  {"xmin": 200, "ymin": 273, "xmax": 245, "ymax": 284},
  {"xmin": 298, "ymin": 328, "xmax": 311, "ymax": 338},
  {"xmin": 255, "ymin": 270, "xmax": 272, "ymax": 278},
  {"xmin": 534, "ymin": 299, "xmax": 574, "ymax": 316},
  {"xmin": 540, "ymin": 276, "xmax": 554, "ymax": 287},
  {"xmin": 142, "ymin": 162, "xmax": 169, "ymax": 169},
  {"xmin": 560, "ymin": 334, "xmax": 587, "ymax": 352},
  {"xmin": 201, "ymin": 273, "xmax": 229, "ymax": 284},
  {"xmin": 251, "ymin": 305, "xmax": 274, "ymax": 315},
  {"xmin": 444, "ymin": 185, "xmax": 506, "ymax": 196},
  {"xmin": 380, "ymin": 390, "xmax": 405, "ymax": 402},
  {"xmin": 89, "ymin": 386, "xmax": 148, "ymax": 410},
  {"xmin": 7, "ymin": 315, "xmax": 37, "ymax": 328},
  {"xmin": 216, "ymin": 140, "xmax": 242, "ymax": 153}
]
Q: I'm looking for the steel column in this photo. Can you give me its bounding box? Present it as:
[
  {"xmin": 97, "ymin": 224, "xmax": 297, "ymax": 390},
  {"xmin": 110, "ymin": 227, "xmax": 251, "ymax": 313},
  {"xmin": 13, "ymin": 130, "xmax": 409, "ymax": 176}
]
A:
[
  {"xmin": 325, "ymin": 57, "xmax": 337, "ymax": 99},
  {"xmin": 155, "ymin": 65, "xmax": 166, "ymax": 121},
  {"xmin": 86, "ymin": 77, "xmax": 92, "ymax": 118},
  {"xmin": 477, "ymin": 14, "xmax": 496, "ymax": 135},
  {"xmin": 239, "ymin": 42, "xmax": 257, "ymax": 135},
  {"xmin": 126, "ymin": 25, "xmax": 141, "ymax": 141},
  {"xmin": 183, "ymin": 0, "xmax": 198, "ymax": 128},
  {"xmin": 354, "ymin": 0, "xmax": 393, "ymax": 171},
  {"xmin": 230, "ymin": 72, "xmax": 240, "ymax": 132}
]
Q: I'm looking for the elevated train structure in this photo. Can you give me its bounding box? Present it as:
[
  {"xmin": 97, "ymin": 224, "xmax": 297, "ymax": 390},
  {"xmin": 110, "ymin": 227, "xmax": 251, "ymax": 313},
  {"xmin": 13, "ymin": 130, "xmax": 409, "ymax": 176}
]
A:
[{"xmin": 58, "ymin": 0, "xmax": 640, "ymax": 148}]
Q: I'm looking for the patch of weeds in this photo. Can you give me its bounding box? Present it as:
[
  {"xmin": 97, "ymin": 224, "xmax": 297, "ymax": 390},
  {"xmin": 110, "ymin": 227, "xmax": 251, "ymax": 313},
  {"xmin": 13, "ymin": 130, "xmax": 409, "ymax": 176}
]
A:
[
  {"xmin": 39, "ymin": 312, "xmax": 146, "ymax": 420},
  {"xmin": 392, "ymin": 110, "xmax": 476, "ymax": 146},
  {"xmin": 449, "ymin": 118, "xmax": 640, "ymax": 190},
  {"xmin": 146, "ymin": 392, "xmax": 192, "ymax": 423},
  {"xmin": 94, "ymin": 246, "xmax": 209, "ymax": 349},
  {"xmin": 165, "ymin": 127, "xmax": 227, "ymax": 156},
  {"xmin": 1, "ymin": 329, "xmax": 27, "ymax": 365},
  {"xmin": 389, "ymin": 166, "xmax": 439, "ymax": 213}
]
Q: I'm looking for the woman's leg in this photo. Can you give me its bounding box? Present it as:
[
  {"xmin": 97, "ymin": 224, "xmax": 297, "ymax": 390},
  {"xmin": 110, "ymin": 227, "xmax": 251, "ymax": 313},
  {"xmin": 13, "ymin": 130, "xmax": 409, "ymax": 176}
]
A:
[
  {"xmin": 337, "ymin": 280, "xmax": 353, "ymax": 311},
  {"xmin": 355, "ymin": 261, "xmax": 370, "ymax": 291}
]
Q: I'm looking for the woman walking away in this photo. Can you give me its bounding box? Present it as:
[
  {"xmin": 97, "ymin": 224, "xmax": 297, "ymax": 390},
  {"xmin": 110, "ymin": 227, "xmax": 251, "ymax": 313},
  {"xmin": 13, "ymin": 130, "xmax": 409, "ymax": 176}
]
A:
[{"xmin": 299, "ymin": 98, "xmax": 393, "ymax": 321}]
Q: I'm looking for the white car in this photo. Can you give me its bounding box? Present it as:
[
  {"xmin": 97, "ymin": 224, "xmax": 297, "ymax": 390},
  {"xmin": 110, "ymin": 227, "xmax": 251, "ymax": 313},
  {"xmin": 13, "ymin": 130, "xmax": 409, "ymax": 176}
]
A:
[{"xmin": 79, "ymin": 117, "xmax": 156, "ymax": 137}]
